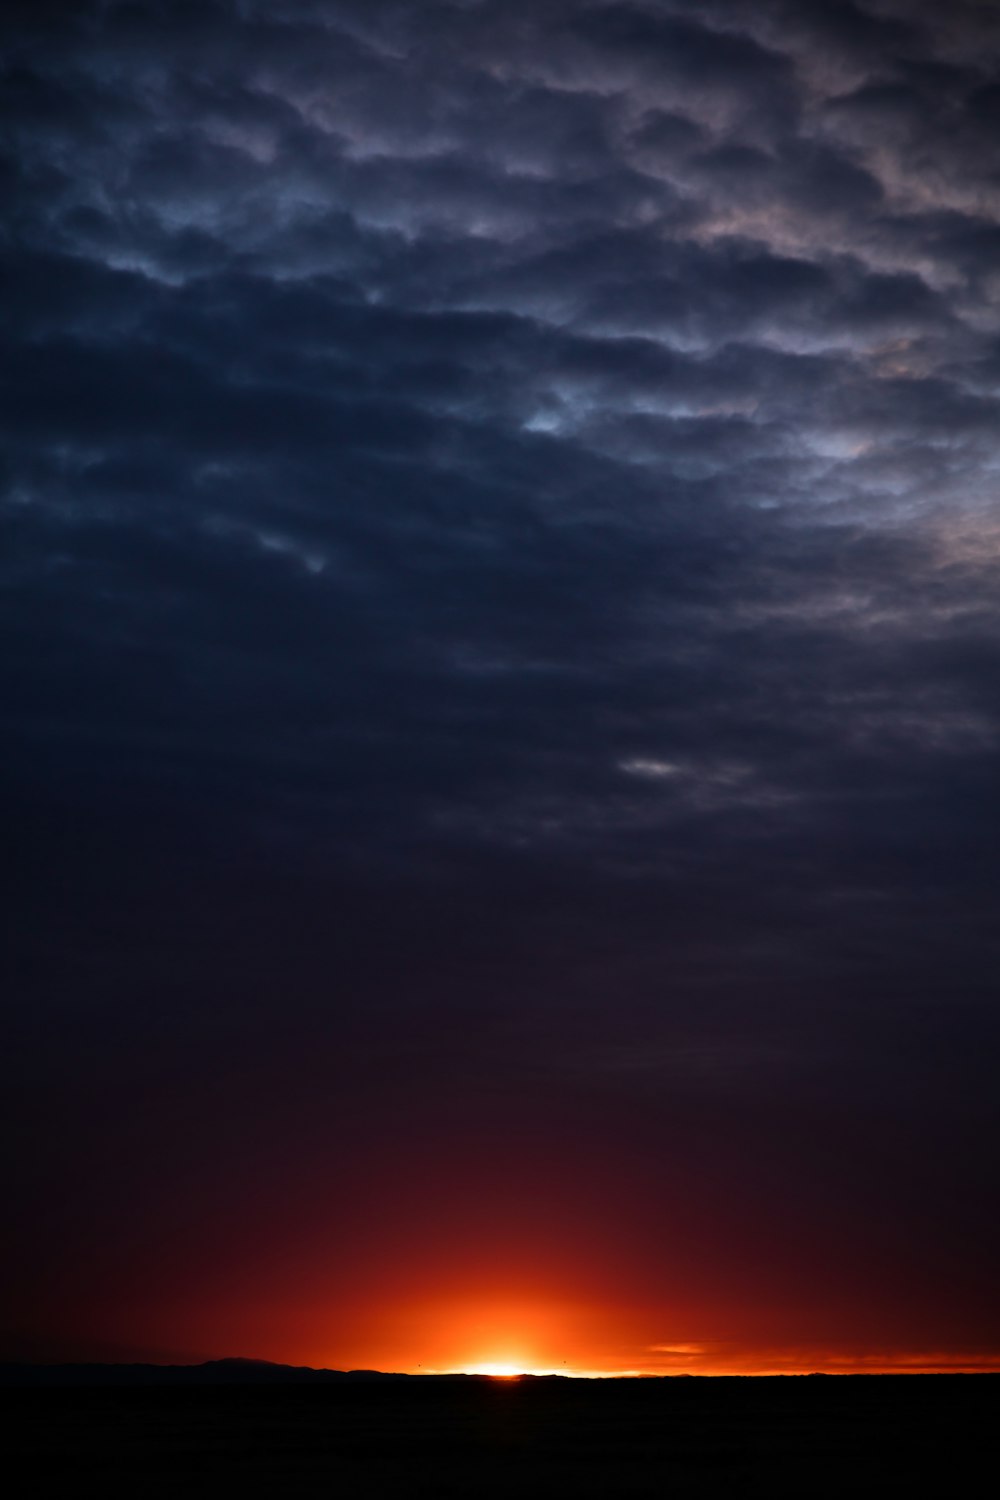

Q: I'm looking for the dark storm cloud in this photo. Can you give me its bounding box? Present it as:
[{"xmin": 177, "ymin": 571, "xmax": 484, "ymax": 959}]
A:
[{"xmin": 3, "ymin": 0, "xmax": 1000, "ymax": 1348}]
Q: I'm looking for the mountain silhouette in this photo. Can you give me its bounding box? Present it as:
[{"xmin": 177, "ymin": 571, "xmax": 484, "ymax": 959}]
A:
[{"xmin": 0, "ymin": 1359, "xmax": 570, "ymax": 1386}]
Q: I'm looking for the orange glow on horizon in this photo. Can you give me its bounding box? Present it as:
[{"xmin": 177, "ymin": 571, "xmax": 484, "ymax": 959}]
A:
[
  {"xmin": 19, "ymin": 1280, "xmax": 1000, "ymax": 1376},
  {"xmin": 301, "ymin": 1293, "xmax": 1000, "ymax": 1379},
  {"xmin": 65, "ymin": 1279, "xmax": 1000, "ymax": 1379}
]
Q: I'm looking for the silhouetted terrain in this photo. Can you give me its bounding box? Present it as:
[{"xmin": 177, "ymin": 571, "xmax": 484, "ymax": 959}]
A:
[
  {"xmin": 0, "ymin": 1358, "xmax": 480, "ymax": 1386},
  {"xmin": 2, "ymin": 1365, "xmax": 996, "ymax": 1496}
]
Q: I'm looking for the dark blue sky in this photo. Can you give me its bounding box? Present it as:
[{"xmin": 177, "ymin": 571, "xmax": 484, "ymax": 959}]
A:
[{"xmin": 4, "ymin": 0, "xmax": 1000, "ymax": 1372}]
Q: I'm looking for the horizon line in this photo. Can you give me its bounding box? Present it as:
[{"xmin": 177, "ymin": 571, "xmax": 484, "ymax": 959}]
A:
[{"xmin": 4, "ymin": 1355, "xmax": 1000, "ymax": 1379}]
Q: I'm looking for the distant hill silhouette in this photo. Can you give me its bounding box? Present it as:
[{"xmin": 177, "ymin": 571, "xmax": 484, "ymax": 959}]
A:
[{"xmin": 0, "ymin": 1358, "xmax": 571, "ymax": 1386}]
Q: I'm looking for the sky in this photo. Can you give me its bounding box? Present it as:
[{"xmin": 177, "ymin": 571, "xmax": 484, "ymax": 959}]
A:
[{"xmin": 3, "ymin": 0, "xmax": 1000, "ymax": 1376}]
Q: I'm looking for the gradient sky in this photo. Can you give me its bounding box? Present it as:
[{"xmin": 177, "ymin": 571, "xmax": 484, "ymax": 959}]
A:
[{"xmin": 4, "ymin": 0, "xmax": 1000, "ymax": 1376}]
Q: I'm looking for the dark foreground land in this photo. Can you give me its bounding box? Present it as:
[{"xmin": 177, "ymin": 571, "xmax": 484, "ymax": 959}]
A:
[{"xmin": 2, "ymin": 1367, "xmax": 997, "ymax": 1497}]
